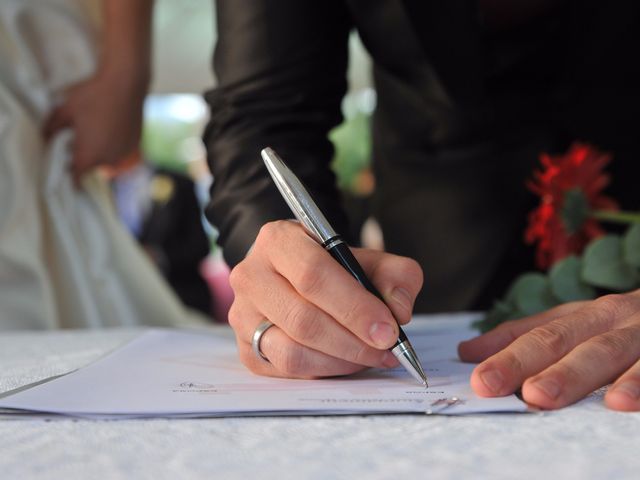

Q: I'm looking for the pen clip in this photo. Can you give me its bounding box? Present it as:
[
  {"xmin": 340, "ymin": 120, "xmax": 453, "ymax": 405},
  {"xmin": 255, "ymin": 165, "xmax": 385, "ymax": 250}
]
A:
[{"xmin": 425, "ymin": 397, "xmax": 465, "ymax": 415}]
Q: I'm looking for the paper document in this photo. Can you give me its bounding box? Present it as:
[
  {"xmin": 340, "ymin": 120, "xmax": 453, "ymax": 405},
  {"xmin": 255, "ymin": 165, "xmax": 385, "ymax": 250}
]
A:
[{"xmin": 0, "ymin": 318, "xmax": 527, "ymax": 417}]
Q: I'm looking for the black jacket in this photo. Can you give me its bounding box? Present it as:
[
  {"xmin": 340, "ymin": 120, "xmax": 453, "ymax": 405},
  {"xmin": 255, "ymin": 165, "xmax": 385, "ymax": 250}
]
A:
[{"xmin": 204, "ymin": 0, "xmax": 640, "ymax": 312}]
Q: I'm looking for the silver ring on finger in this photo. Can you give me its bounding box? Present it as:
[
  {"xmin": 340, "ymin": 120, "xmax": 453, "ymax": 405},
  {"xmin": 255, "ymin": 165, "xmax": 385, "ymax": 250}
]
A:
[{"xmin": 252, "ymin": 319, "xmax": 276, "ymax": 363}]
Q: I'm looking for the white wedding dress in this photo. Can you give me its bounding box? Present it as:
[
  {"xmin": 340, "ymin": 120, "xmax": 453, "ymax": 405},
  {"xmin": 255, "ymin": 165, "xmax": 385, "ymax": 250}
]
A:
[{"xmin": 0, "ymin": 0, "xmax": 206, "ymax": 329}]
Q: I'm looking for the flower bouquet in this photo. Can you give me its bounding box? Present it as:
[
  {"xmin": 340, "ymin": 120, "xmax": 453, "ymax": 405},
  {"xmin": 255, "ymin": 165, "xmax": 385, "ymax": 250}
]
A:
[{"xmin": 475, "ymin": 143, "xmax": 640, "ymax": 333}]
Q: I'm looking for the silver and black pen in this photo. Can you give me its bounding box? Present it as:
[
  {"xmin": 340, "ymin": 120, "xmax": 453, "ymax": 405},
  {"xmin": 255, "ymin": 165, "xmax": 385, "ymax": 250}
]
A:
[{"xmin": 261, "ymin": 147, "xmax": 428, "ymax": 386}]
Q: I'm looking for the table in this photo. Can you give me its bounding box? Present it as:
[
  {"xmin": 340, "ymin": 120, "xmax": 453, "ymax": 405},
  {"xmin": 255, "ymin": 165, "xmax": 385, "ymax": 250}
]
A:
[{"xmin": 2, "ymin": 320, "xmax": 639, "ymax": 480}]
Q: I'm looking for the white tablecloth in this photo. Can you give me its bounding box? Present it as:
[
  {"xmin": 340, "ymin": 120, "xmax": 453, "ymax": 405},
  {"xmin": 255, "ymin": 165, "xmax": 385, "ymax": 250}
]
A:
[{"xmin": 1, "ymin": 320, "xmax": 639, "ymax": 480}]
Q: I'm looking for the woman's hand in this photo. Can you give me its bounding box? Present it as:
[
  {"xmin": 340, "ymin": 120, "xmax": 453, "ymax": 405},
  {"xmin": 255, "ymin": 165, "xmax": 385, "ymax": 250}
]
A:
[
  {"xmin": 42, "ymin": 0, "xmax": 152, "ymax": 183},
  {"xmin": 459, "ymin": 293, "xmax": 640, "ymax": 411},
  {"xmin": 42, "ymin": 66, "xmax": 147, "ymax": 183}
]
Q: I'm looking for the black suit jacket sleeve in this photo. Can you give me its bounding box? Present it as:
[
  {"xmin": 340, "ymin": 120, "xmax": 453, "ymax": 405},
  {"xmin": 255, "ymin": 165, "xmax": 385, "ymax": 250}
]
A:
[{"xmin": 203, "ymin": 0, "xmax": 354, "ymax": 267}]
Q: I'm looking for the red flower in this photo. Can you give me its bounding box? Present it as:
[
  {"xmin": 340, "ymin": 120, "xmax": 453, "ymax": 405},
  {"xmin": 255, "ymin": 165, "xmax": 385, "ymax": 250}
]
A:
[{"xmin": 525, "ymin": 143, "xmax": 618, "ymax": 270}]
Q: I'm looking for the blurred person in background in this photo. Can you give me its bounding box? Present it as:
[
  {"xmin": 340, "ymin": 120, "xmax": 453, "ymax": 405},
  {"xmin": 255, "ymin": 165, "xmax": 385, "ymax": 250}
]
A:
[
  {"xmin": 204, "ymin": 1, "xmax": 640, "ymax": 411},
  {"xmin": 0, "ymin": 0, "xmax": 206, "ymax": 328},
  {"xmin": 110, "ymin": 150, "xmax": 213, "ymax": 317}
]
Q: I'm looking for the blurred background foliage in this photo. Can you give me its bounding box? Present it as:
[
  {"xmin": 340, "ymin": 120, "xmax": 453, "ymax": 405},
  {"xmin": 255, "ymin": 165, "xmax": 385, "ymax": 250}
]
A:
[
  {"xmin": 330, "ymin": 90, "xmax": 375, "ymax": 194},
  {"xmin": 143, "ymin": 0, "xmax": 374, "ymax": 196}
]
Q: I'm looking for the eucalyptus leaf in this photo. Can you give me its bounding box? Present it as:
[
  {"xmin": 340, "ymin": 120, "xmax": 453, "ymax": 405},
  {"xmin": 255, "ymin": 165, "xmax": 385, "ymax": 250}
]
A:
[
  {"xmin": 582, "ymin": 235, "xmax": 638, "ymax": 291},
  {"xmin": 549, "ymin": 256, "xmax": 596, "ymax": 302},
  {"xmin": 473, "ymin": 301, "xmax": 524, "ymax": 333},
  {"xmin": 506, "ymin": 273, "xmax": 558, "ymax": 316},
  {"xmin": 623, "ymin": 224, "xmax": 640, "ymax": 268}
]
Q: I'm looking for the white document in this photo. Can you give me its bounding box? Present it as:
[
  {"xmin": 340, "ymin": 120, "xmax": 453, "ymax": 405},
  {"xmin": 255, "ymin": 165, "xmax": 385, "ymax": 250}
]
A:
[{"xmin": 0, "ymin": 318, "xmax": 527, "ymax": 417}]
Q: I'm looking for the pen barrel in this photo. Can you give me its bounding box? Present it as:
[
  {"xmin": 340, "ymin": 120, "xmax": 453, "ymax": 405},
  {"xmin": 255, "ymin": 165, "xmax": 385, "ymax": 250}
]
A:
[{"xmin": 325, "ymin": 239, "xmax": 408, "ymax": 346}]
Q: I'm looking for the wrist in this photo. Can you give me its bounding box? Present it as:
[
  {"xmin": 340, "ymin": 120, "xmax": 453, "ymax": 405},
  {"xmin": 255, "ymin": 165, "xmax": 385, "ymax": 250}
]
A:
[
  {"xmin": 99, "ymin": 0, "xmax": 153, "ymax": 93},
  {"xmin": 99, "ymin": 55, "xmax": 151, "ymax": 94}
]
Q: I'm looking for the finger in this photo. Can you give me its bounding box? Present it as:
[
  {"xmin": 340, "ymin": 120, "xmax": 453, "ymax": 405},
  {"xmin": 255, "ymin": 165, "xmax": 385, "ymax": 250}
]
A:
[
  {"xmin": 258, "ymin": 221, "xmax": 399, "ymax": 350},
  {"xmin": 522, "ymin": 325, "xmax": 640, "ymax": 409},
  {"xmin": 352, "ymin": 248, "xmax": 423, "ymax": 325},
  {"xmin": 256, "ymin": 279, "xmax": 399, "ymax": 368},
  {"xmin": 70, "ymin": 147, "xmax": 102, "ymax": 186},
  {"xmin": 228, "ymin": 300, "xmax": 311, "ymax": 378},
  {"xmin": 605, "ymin": 357, "xmax": 640, "ymax": 412},
  {"xmin": 71, "ymin": 161, "xmax": 90, "ymax": 188},
  {"xmin": 230, "ymin": 258, "xmax": 398, "ymax": 369},
  {"xmin": 470, "ymin": 294, "xmax": 640, "ymax": 397},
  {"xmin": 238, "ymin": 326, "xmax": 366, "ymax": 379},
  {"xmin": 458, "ymin": 301, "xmax": 588, "ymax": 363},
  {"xmin": 71, "ymin": 162, "xmax": 94, "ymax": 187},
  {"xmin": 42, "ymin": 105, "xmax": 72, "ymax": 140},
  {"xmin": 227, "ymin": 297, "xmax": 278, "ymax": 376}
]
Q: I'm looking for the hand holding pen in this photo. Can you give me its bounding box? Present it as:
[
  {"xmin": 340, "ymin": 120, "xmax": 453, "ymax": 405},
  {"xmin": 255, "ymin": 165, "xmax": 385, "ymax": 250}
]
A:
[{"xmin": 226, "ymin": 148, "xmax": 426, "ymax": 382}]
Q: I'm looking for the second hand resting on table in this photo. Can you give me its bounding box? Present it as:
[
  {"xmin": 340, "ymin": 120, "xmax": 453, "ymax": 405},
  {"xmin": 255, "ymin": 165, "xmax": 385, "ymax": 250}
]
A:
[{"xmin": 228, "ymin": 220, "xmax": 640, "ymax": 412}]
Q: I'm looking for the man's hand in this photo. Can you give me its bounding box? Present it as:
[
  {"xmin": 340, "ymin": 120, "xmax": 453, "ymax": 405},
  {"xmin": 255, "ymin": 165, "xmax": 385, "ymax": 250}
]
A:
[
  {"xmin": 42, "ymin": 67, "xmax": 147, "ymax": 183},
  {"xmin": 227, "ymin": 220, "xmax": 424, "ymax": 378},
  {"xmin": 459, "ymin": 293, "xmax": 640, "ymax": 411}
]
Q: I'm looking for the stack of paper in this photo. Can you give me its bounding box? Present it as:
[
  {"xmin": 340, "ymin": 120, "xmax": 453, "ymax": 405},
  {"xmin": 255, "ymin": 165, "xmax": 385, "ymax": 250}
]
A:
[{"xmin": 0, "ymin": 320, "xmax": 527, "ymax": 418}]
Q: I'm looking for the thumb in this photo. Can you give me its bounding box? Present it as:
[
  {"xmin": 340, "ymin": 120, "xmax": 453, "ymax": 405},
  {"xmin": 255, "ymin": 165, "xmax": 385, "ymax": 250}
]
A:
[
  {"xmin": 42, "ymin": 104, "xmax": 72, "ymax": 141},
  {"xmin": 353, "ymin": 248, "xmax": 423, "ymax": 325}
]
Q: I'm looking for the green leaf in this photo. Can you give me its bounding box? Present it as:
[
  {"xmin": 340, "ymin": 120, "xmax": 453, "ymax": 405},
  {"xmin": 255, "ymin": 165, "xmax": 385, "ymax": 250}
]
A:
[
  {"xmin": 623, "ymin": 224, "xmax": 640, "ymax": 268},
  {"xmin": 506, "ymin": 273, "xmax": 558, "ymax": 316},
  {"xmin": 473, "ymin": 301, "xmax": 524, "ymax": 333},
  {"xmin": 561, "ymin": 188, "xmax": 590, "ymax": 234},
  {"xmin": 549, "ymin": 256, "xmax": 596, "ymax": 302},
  {"xmin": 582, "ymin": 235, "xmax": 638, "ymax": 291}
]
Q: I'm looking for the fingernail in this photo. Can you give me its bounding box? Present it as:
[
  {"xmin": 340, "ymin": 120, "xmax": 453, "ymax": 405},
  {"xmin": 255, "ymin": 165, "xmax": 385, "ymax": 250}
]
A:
[
  {"xmin": 382, "ymin": 351, "xmax": 400, "ymax": 368},
  {"xmin": 531, "ymin": 378, "xmax": 562, "ymax": 400},
  {"xmin": 391, "ymin": 287, "xmax": 412, "ymax": 312},
  {"xmin": 480, "ymin": 369, "xmax": 504, "ymax": 394},
  {"xmin": 611, "ymin": 382, "xmax": 640, "ymax": 400},
  {"xmin": 369, "ymin": 322, "xmax": 396, "ymax": 348}
]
